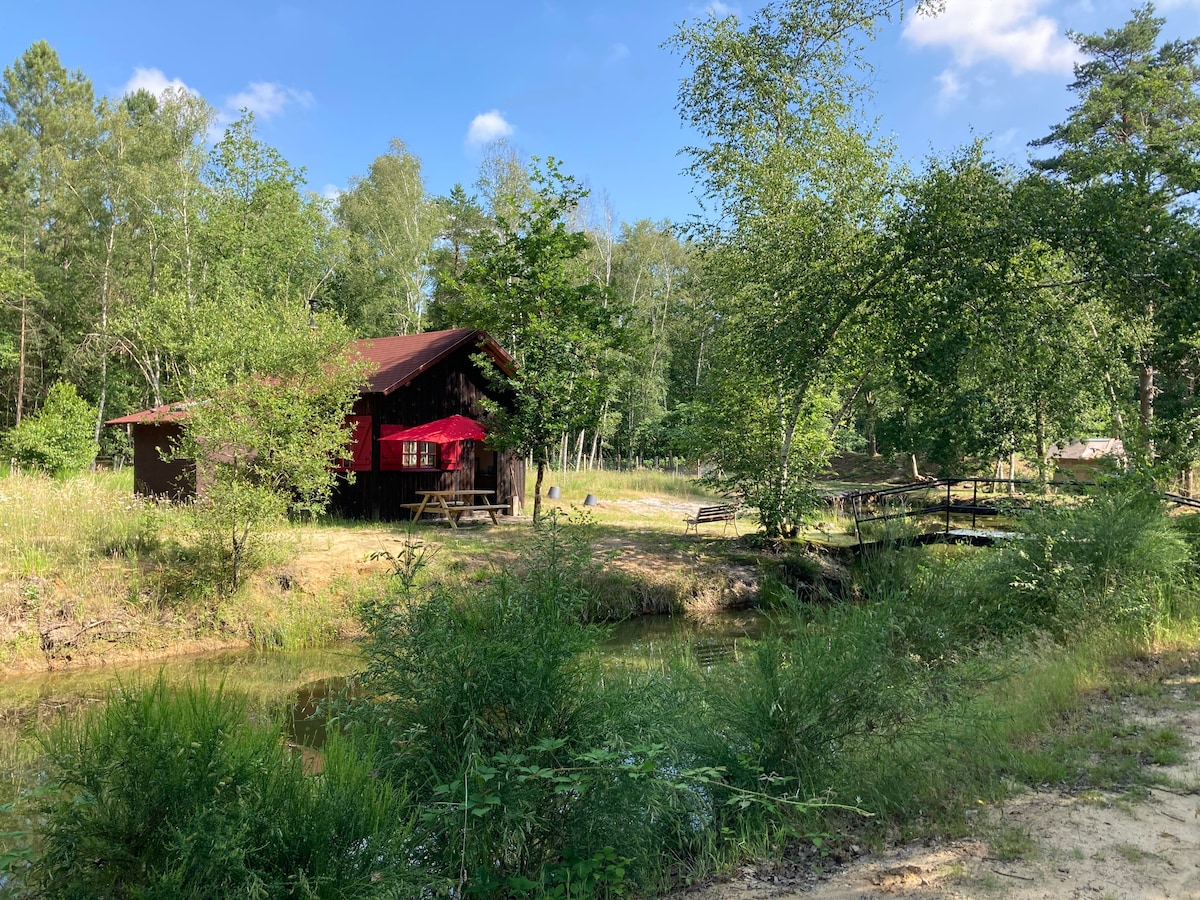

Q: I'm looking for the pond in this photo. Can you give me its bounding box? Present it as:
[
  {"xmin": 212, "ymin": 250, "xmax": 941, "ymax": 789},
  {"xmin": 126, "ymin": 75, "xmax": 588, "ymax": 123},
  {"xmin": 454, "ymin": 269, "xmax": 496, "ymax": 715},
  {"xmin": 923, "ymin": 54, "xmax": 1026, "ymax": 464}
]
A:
[{"xmin": 0, "ymin": 610, "xmax": 767, "ymax": 761}]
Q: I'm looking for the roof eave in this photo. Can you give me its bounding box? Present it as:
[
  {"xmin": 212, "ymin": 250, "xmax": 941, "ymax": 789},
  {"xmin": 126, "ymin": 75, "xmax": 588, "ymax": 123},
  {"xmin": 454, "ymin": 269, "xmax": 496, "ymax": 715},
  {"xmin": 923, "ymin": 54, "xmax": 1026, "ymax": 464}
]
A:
[{"xmin": 370, "ymin": 329, "xmax": 515, "ymax": 395}]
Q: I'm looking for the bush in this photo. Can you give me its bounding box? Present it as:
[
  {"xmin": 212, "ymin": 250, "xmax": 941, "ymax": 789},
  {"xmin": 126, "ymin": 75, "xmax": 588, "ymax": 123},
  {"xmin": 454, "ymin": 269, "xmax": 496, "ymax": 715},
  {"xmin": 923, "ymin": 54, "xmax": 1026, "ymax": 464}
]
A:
[
  {"xmin": 995, "ymin": 475, "xmax": 1190, "ymax": 635},
  {"xmin": 33, "ymin": 677, "xmax": 414, "ymax": 899},
  {"xmin": 345, "ymin": 513, "xmax": 702, "ymax": 896},
  {"xmin": 5, "ymin": 382, "xmax": 97, "ymax": 476},
  {"xmin": 693, "ymin": 601, "xmax": 927, "ymax": 798}
]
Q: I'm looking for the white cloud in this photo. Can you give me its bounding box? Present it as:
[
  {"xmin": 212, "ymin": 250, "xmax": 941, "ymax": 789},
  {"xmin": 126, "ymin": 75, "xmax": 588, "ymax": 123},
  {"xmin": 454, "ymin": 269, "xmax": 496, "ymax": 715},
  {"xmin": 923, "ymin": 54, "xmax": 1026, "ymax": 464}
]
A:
[
  {"xmin": 226, "ymin": 82, "xmax": 315, "ymax": 120},
  {"xmin": 122, "ymin": 67, "xmax": 194, "ymax": 99},
  {"xmin": 935, "ymin": 68, "xmax": 967, "ymax": 108},
  {"xmin": 904, "ymin": 0, "xmax": 1081, "ymax": 75},
  {"xmin": 466, "ymin": 110, "xmax": 514, "ymax": 148},
  {"xmin": 691, "ymin": 1, "xmax": 738, "ymax": 16},
  {"xmin": 321, "ymin": 184, "xmax": 342, "ymax": 202}
]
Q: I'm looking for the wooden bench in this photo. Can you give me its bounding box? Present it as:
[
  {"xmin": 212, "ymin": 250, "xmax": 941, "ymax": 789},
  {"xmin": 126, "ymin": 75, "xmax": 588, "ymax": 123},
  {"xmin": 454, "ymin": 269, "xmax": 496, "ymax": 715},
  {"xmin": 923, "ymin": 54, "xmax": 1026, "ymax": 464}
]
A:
[{"xmin": 684, "ymin": 503, "xmax": 740, "ymax": 537}]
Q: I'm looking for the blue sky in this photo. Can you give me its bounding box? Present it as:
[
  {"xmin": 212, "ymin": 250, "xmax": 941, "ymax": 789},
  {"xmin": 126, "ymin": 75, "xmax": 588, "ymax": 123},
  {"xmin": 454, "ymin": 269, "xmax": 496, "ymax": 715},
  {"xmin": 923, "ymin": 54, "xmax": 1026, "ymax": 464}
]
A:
[{"xmin": 3, "ymin": 1, "xmax": 1199, "ymax": 225}]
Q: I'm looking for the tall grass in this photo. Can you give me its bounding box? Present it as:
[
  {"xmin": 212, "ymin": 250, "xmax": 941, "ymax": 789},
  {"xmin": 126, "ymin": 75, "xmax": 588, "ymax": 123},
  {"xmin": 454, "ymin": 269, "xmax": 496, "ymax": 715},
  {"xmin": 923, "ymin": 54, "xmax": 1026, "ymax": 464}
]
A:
[
  {"xmin": 535, "ymin": 468, "xmax": 716, "ymax": 503},
  {"xmin": 341, "ymin": 513, "xmax": 709, "ymax": 896},
  {"xmin": 28, "ymin": 677, "xmax": 414, "ymax": 899},
  {"xmin": 0, "ymin": 470, "xmax": 157, "ymax": 581}
]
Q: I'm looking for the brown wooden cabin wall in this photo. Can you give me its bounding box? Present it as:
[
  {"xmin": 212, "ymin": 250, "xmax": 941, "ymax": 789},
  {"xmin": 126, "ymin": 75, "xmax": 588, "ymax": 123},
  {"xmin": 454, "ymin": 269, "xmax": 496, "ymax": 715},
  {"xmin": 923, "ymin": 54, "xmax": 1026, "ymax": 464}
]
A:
[
  {"xmin": 330, "ymin": 345, "xmax": 525, "ymax": 520},
  {"xmin": 131, "ymin": 423, "xmax": 195, "ymax": 501}
]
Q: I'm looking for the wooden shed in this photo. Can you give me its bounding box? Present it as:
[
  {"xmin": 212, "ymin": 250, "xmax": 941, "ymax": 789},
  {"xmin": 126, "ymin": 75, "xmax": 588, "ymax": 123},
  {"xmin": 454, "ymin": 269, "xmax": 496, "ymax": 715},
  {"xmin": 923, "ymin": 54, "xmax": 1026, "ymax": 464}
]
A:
[
  {"xmin": 1048, "ymin": 437, "xmax": 1126, "ymax": 480},
  {"xmin": 106, "ymin": 329, "xmax": 526, "ymax": 521}
]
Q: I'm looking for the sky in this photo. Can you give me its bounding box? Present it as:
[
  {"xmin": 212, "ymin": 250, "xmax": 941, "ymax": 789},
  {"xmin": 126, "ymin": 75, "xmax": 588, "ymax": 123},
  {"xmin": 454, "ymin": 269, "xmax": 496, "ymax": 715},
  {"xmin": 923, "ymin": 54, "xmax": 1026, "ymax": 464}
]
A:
[{"xmin": 2, "ymin": 0, "xmax": 1199, "ymax": 226}]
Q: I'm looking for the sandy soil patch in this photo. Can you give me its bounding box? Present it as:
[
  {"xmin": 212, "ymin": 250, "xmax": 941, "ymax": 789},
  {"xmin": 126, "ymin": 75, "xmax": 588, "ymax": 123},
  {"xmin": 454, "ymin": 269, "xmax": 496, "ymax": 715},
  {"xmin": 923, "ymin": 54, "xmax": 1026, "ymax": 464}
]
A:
[{"xmin": 676, "ymin": 665, "xmax": 1200, "ymax": 900}]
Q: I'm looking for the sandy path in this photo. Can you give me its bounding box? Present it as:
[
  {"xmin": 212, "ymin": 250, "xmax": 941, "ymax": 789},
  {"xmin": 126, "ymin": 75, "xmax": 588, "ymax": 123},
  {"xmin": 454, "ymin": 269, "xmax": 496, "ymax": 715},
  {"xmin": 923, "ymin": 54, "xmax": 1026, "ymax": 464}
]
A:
[{"xmin": 677, "ymin": 662, "xmax": 1200, "ymax": 900}]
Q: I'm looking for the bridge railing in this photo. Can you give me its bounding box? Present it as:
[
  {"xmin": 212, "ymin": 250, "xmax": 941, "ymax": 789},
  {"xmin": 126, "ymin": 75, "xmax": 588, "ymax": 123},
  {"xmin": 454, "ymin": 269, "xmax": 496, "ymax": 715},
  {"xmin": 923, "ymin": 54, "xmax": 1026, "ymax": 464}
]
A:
[
  {"xmin": 842, "ymin": 478, "xmax": 1200, "ymax": 549},
  {"xmin": 844, "ymin": 477, "xmax": 1094, "ymax": 549}
]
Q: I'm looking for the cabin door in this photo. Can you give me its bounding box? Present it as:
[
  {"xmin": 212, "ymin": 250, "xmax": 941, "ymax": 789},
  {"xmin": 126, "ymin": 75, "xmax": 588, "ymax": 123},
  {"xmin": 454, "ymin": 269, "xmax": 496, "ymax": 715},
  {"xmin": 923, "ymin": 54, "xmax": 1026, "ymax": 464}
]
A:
[{"xmin": 475, "ymin": 445, "xmax": 498, "ymax": 496}]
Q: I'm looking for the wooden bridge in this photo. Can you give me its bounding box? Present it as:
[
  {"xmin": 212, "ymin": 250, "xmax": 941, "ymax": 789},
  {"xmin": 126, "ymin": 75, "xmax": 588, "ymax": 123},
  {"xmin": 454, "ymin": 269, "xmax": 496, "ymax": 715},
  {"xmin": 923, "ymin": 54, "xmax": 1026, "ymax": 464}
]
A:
[{"xmin": 843, "ymin": 478, "xmax": 1200, "ymax": 552}]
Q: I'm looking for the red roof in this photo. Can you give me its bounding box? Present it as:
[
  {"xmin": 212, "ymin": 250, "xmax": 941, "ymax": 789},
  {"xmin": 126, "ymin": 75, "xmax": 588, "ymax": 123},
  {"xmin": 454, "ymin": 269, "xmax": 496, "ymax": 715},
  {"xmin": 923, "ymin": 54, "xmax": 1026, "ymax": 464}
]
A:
[
  {"xmin": 106, "ymin": 329, "xmax": 516, "ymax": 426},
  {"xmin": 105, "ymin": 400, "xmax": 205, "ymax": 425},
  {"xmin": 352, "ymin": 328, "xmax": 515, "ymax": 396},
  {"xmin": 378, "ymin": 414, "xmax": 487, "ymax": 444}
]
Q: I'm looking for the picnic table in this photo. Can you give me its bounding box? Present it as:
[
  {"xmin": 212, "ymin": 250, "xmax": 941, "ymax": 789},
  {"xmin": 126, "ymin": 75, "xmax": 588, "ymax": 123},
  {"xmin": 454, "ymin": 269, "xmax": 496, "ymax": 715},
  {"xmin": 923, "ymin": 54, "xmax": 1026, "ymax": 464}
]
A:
[{"xmin": 401, "ymin": 489, "xmax": 508, "ymax": 528}]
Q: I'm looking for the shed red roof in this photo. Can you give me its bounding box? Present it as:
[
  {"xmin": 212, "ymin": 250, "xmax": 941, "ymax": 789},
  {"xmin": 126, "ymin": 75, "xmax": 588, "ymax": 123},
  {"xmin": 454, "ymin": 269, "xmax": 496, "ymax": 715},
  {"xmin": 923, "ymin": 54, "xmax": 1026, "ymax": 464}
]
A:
[
  {"xmin": 105, "ymin": 400, "xmax": 204, "ymax": 425},
  {"xmin": 352, "ymin": 328, "xmax": 515, "ymax": 395}
]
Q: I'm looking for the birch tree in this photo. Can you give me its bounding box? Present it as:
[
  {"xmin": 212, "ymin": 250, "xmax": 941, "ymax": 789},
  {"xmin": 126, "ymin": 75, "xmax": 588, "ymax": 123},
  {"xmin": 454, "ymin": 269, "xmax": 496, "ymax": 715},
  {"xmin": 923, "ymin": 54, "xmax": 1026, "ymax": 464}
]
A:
[{"xmin": 668, "ymin": 0, "xmax": 937, "ymax": 536}]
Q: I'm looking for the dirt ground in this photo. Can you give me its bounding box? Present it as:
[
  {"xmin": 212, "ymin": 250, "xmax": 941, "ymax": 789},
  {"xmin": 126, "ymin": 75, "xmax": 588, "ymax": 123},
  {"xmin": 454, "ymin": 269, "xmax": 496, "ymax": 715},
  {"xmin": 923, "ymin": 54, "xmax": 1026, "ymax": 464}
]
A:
[{"xmin": 676, "ymin": 664, "xmax": 1200, "ymax": 900}]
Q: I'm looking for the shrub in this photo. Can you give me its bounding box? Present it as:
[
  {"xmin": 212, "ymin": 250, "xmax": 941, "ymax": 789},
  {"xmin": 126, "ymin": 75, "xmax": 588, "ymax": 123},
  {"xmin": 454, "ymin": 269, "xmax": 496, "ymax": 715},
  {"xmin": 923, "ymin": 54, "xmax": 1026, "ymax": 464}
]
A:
[
  {"xmin": 694, "ymin": 601, "xmax": 926, "ymax": 799},
  {"xmin": 345, "ymin": 513, "xmax": 701, "ymax": 896},
  {"xmin": 32, "ymin": 677, "xmax": 414, "ymax": 899},
  {"xmin": 5, "ymin": 382, "xmax": 97, "ymax": 476},
  {"xmin": 996, "ymin": 475, "xmax": 1190, "ymax": 635}
]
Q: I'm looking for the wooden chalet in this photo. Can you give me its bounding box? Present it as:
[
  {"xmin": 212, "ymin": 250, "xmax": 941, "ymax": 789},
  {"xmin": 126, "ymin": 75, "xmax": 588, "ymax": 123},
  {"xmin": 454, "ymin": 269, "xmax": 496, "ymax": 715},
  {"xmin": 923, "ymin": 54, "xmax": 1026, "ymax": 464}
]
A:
[{"xmin": 105, "ymin": 329, "xmax": 526, "ymax": 521}]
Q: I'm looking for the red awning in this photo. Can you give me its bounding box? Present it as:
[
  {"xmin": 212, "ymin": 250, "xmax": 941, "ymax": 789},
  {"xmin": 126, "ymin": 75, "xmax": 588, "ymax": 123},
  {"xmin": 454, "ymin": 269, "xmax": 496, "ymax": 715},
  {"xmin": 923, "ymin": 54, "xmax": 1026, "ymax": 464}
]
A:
[{"xmin": 377, "ymin": 414, "xmax": 487, "ymax": 444}]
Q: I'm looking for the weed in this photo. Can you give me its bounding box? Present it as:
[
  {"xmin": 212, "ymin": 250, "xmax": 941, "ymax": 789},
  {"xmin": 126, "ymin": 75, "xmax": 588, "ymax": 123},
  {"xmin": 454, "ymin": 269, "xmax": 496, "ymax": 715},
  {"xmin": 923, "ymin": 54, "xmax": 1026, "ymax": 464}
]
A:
[
  {"xmin": 988, "ymin": 824, "xmax": 1037, "ymax": 861},
  {"xmin": 368, "ymin": 525, "xmax": 437, "ymax": 593},
  {"xmin": 1116, "ymin": 843, "xmax": 1149, "ymax": 863}
]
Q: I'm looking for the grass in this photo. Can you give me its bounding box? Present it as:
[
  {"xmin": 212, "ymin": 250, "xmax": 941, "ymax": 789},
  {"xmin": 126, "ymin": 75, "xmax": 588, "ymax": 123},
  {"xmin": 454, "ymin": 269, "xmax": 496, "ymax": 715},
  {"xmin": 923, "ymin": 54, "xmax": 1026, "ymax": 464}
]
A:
[
  {"xmin": 531, "ymin": 467, "xmax": 718, "ymax": 504},
  {"xmin": 5, "ymin": 468, "xmax": 1200, "ymax": 896}
]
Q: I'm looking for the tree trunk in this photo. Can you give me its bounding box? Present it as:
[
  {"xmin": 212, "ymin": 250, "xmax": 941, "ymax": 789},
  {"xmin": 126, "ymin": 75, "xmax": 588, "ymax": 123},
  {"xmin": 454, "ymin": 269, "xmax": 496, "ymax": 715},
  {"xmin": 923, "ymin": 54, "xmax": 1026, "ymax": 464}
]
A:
[
  {"xmin": 865, "ymin": 391, "xmax": 878, "ymax": 457},
  {"xmin": 15, "ymin": 299, "xmax": 27, "ymax": 426},
  {"xmin": 532, "ymin": 459, "xmax": 546, "ymax": 525},
  {"xmin": 1139, "ymin": 363, "xmax": 1155, "ymax": 438},
  {"xmin": 1086, "ymin": 314, "xmax": 1124, "ymax": 439},
  {"xmin": 588, "ymin": 429, "xmax": 600, "ymax": 470},
  {"xmin": 910, "ymin": 453, "xmax": 919, "ymax": 481},
  {"xmin": 1035, "ymin": 405, "xmax": 1047, "ymax": 487},
  {"xmin": 93, "ymin": 218, "xmax": 118, "ymax": 447}
]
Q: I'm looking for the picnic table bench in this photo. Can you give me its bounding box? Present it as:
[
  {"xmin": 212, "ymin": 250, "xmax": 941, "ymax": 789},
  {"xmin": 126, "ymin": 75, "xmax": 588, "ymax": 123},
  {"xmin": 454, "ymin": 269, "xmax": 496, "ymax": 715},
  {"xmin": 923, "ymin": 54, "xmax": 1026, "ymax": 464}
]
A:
[
  {"xmin": 684, "ymin": 503, "xmax": 740, "ymax": 537},
  {"xmin": 402, "ymin": 490, "xmax": 508, "ymax": 528}
]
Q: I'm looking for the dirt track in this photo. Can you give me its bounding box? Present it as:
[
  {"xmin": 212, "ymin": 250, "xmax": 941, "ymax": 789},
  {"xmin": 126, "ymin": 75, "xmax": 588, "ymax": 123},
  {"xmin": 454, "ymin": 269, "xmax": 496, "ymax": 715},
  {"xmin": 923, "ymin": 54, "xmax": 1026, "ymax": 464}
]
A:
[{"xmin": 677, "ymin": 661, "xmax": 1200, "ymax": 900}]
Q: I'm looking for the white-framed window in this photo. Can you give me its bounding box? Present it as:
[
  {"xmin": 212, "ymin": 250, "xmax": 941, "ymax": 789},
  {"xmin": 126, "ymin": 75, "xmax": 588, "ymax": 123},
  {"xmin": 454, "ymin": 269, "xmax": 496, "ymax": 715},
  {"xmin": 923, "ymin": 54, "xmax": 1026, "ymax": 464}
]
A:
[{"xmin": 400, "ymin": 440, "xmax": 438, "ymax": 469}]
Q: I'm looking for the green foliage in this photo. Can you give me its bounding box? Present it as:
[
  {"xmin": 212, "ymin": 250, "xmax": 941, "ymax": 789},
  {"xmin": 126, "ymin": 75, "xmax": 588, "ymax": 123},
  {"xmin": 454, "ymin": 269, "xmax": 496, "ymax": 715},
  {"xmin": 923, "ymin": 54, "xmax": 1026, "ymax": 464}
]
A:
[
  {"xmin": 345, "ymin": 514, "xmax": 725, "ymax": 896},
  {"xmin": 441, "ymin": 159, "xmax": 627, "ymax": 522},
  {"xmin": 998, "ymin": 475, "xmax": 1191, "ymax": 634},
  {"xmin": 346, "ymin": 514, "xmax": 616, "ymax": 891},
  {"xmin": 5, "ymin": 381, "xmax": 97, "ymax": 475},
  {"xmin": 177, "ymin": 312, "xmax": 369, "ymax": 595},
  {"xmin": 886, "ymin": 148, "xmax": 1120, "ymax": 470},
  {"xmin": 695, "ymin": 602, "xmax": 926, "ymax": 798},
  {"xmin": 32, "ymin": 677, "xmax": 413, "ymax": 899},
  {"xmin": 667, "ymin": 1, "xmax": 920, "ymax": 537},
  {"xmin": 1031, "ymin": 5, "xmax": 1200, "ymax": 455},
  {"xmin": 334, "ymin": 138, "xmax": 441, "ymax": 335}
]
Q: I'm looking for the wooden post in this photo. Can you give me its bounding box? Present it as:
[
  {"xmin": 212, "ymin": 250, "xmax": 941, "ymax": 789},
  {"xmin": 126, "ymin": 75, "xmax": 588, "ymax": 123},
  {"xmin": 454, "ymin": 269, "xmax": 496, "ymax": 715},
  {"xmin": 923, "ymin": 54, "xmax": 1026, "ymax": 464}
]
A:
[
  {"xmin": 370, "ymin": 398, "xmax": 381, "ymax": 521},
  {"xmin": 972, "ymin": 480, "xmax": 978, "ymax": 529},
  {"xmin": 945, "ymin": 481, "xmax": 951, "ymax": 536}
]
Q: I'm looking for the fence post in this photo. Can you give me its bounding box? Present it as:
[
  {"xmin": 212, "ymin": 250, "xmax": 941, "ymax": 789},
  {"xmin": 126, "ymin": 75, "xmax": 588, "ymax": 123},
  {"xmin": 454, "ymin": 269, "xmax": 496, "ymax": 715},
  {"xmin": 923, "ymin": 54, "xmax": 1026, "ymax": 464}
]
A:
[{"xmin": 945, "ymin": 481, "xmax": 951, "ymax": 535}]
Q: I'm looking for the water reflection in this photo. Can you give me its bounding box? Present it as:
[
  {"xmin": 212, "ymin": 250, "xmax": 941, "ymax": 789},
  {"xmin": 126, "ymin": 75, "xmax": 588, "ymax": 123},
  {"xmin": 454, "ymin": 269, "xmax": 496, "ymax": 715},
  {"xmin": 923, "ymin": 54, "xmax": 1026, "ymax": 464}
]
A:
[
  {"xmin": 282, "ymin": 612, "xmax": 769, "ymax": 748},
  {"xmin": 288, "ymin": 677, "xmax": 343, "ymax": 749},
  {"xmin": 601, "ymin": 610, "xmax": 766, "ymax": 667},
  {"xmin": 0, "ymin": 613, "xmax": 768, "ymax": 755},
  {"xmin": 0, "ymin": 645, "xmax": 361, "ymax": 749}
]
